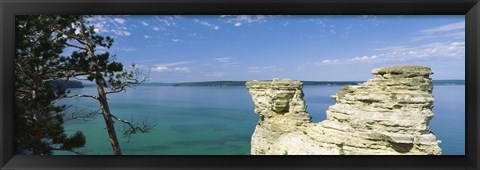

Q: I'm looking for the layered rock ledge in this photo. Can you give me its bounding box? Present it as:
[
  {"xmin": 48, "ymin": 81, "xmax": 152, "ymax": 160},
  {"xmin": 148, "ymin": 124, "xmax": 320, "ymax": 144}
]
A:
[{"xmin": 246, "ymin": 66, "xmax": 441, "ymax": 155}]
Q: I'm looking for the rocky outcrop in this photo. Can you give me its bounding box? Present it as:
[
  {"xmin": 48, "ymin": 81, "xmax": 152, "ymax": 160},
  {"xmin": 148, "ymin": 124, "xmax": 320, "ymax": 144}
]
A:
[{"xmin": 246, "ymin": 66, "xmax": 441, "ymax": 155}]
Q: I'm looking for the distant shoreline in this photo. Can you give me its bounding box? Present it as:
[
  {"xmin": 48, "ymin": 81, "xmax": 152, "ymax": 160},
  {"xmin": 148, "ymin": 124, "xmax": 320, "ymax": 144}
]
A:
[{"xmin": 81, "ymin": 80, "xmax": 465, "ymax": 87}]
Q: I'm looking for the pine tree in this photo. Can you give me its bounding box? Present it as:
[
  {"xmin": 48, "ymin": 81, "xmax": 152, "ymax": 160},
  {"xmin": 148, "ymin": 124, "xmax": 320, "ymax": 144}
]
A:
[
  {"xmin": 54, "ymin": 15, "xmax": 155, "ymax": 155},
  {"xmin": 15, "ymin": 15, "xmax": 86, "ymax": 155},
  {"xmin": 16, "ymin": 15, "xmax": 154, "ymax": 155}
]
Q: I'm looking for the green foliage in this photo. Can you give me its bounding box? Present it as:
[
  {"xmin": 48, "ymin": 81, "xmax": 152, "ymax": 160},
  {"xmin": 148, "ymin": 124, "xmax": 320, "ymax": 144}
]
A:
[
  {"xmin": 60, "ymin": 16, "xmax": 150, "ymax": 155},
  {"xmin": 16, "ymin": 15, "xmax": 149, "ymax": 155},
  {"xmin": 61, "ymin": 132, "xmax": 86, "ymax": 150},
  {"xmin": 15, "ymin": 15, "xmax": 86, "ymax": 155},
  {"xmin": 61, "ymin": 16, "xmax": 144, "ymax": 92},
  {"xmin": 336, "ymin": 143, "xmax": 345, "ymax": 155}
]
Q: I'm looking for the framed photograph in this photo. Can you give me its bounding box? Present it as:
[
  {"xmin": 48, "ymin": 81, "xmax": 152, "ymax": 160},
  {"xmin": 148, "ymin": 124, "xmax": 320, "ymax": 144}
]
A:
[{"xmin": 1, "ymin": 0, "xmax": 479, "ymax": 169}]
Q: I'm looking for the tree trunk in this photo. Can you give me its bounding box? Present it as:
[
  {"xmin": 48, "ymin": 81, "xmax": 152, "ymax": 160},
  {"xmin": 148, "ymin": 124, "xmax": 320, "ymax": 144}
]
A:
[
  {"xmin": 79, "ymin": 17, "xmax": 122, "ymax": 155},
  {"xmin": 95, "ymin": 77, "xmax": 122, "ymax": 155}
]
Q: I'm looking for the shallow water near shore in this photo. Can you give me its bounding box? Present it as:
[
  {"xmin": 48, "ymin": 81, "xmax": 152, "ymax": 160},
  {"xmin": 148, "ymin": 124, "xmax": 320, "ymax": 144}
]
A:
[{"xmin": 54, "ymin": 85, "xmax": 465, "ymax": 155}]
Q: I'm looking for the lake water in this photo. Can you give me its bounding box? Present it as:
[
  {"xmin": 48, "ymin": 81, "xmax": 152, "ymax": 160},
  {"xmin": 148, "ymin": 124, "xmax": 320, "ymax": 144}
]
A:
[{"xmin": 54, "ymin": 85, "xmax": 465, "ymax": 155}]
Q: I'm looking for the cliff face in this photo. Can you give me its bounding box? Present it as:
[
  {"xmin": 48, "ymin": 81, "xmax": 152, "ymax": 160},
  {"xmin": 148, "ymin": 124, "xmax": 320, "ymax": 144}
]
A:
[{"xmin": 246, "ymin": 66, "xmax": 442, "ymax": 155}]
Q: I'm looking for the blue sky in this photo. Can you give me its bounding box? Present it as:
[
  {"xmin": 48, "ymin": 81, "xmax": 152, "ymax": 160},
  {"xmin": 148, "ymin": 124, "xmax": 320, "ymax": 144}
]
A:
[{"xmin": 86, "ymin": 15, "xmax": 465, "ymax": 83}]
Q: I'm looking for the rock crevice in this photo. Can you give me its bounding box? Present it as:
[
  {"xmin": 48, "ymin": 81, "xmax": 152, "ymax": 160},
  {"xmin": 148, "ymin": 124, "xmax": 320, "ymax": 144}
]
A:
[{"xmin": 246, "ymin": 66, "xmax": 442, "ymax": 155}]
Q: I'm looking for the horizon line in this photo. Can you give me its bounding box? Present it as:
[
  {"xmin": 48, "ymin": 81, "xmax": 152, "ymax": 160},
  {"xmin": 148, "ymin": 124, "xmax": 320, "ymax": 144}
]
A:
[{"xmin": 80, "ymin": 79, "xmax": 466, "ymax": 84}]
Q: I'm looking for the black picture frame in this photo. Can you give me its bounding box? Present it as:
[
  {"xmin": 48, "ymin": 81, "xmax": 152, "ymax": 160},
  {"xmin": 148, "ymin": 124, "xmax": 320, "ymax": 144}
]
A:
[{"xmin": 1, "ymin": 0, "xmax": 479, "ymax": 169}]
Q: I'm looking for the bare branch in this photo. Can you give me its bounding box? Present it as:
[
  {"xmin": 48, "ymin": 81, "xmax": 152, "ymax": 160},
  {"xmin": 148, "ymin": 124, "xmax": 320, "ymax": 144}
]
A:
[
  {"xmin": 51, "ymin": 92, "xmax": 97, "ymax": 106},
  {"xmin": 52, "ymin": 93, "xmax": 98, "ymax": 105},
  {"xmin": 64, "ymin": 107, "xmax": 101, "ymax": 122},
  {"xmin": 64, "ymin": 94, "xmax": 98, "ymax": 100},
  {"xmin": 65, "ymin": 42, "xmax": 87, "ymax": 51},
  {"xmin": 105, "ymin": 82, "xmax": 130, "ymax": 94},
  {"xmin": 110, "ymin": 114, "xmax": 157, "ymax": 142}
]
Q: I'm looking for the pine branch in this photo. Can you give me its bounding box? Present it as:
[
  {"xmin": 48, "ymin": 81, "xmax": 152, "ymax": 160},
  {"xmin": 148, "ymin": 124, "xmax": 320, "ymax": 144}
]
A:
[
  {"xmin": 106, "ymin": 66, "xmax": 149, "ymax": 95},
  {"xmin": 54, "ymin": 29, "xmax": 87, "ymax": 46}
]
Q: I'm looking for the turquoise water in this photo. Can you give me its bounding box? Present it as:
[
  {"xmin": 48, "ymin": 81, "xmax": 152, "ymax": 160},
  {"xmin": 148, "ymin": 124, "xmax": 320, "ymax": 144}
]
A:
[{"xmin": 55, "ymin": 85, "xmax": 465, "ymax": 155}]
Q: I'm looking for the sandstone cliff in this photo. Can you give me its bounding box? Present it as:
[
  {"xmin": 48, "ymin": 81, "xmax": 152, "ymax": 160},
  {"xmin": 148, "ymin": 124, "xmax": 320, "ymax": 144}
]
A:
[{"xmin": 246, "ymin": 66, "xmax": 442, "ymax": 155}]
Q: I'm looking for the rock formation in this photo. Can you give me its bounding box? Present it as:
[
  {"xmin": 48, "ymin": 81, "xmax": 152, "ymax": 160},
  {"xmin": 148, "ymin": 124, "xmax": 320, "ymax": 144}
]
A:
[{"xmin": 246, "ymin": 66, "xmax": 442, "ymax": 155}]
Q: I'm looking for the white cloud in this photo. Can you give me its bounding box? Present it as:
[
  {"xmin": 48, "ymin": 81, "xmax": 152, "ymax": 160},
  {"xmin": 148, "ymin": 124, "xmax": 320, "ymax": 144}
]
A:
[
  {"xmin": 305, "ymin": 59, "xmax": 341, "ymax": 67},
  {"xmin": 411, "ymin": 21, "xmax": 465, "ymax": 42},
  {"xmin": 87, "ymin": 16, "xmax": 131, "ymax": 37},
  {"xmin": 386, "ymin": 42, "xmax": 465, "ymax": 59},
  {"xmin": 204, "ymin": 72, "xmax": 225, "ymax": 77},
  {"xmin": 92, "ymin": 25, "xmax": 103, "ymax": 33},
  {"xmin": 345, "ymin": 25, "xmax": 353, "ymax": 30},
  {"xmin": 173, "ymin": 67, "xmax": 191, "ymax": 73},
  {"xmin": 87, "ymin": 16, "xmax": 108, "ymax": 33},
  {"xmin": 321, "ymin": 59, "xmax": 332, "ymax": 63},
  {"xmin": 171, "ymin": 39, "xmax": 183, "ymax": 43},
  {"xmin": 446, "ymin": 31, "xmax": 465, "ymax": 39},
  {"xmin": 152, "ymin": 66, "xmax": 169, "ymax": 72},
  {"xmin": 314, "ymin": 41, "xmax": 464, "ymax": 66},
  {"xmin": 152, "ymin": 26, "xmax": 163, "ymax": 31},
  {"xmin": 247, "ymin": 66, "xmax": 282, "ymax": 73},
  {"xmin": 419, "ymin": 21, "xmax": 465, "ymax": 34},
  {"xmin": 221, "ymin": 15, "xmax": 273, "ymax": 27},
  {"xmin": 154, "ymin": 16, "xmax": 178, "ymax": 27},
  {"xmin": 307, "ymin": 18, "xmax": 327, "ymax": 28},
  {"xmin": 317, "ymin": 59, "xmax": 340, "ymax": 65},
  {"xmin": 194, "ymin": 19, "xmax": 220, "ymax": 30},
  {"xmin": 349, "ymin": 55, "xmax": 378, "ymax": 61},
  {"xmin": 303, "ymin": 17, "xmax": 355, "ymax": 39},
  {"xmin": 195, "ymin": 19, "xmax": 212, "ymax": 27},
  {"xmin": 330, "ymin": 29, "xmax": 337, "ymax": 35},
  {"xmin": 113, "ymin": 18, "xmax": 126, "ymax": 24},
  {"xmin": 188, "ymin": 32, "xmax": 204, "ymax": 39},
  {"xmin": 410, "ymin": 35, "xmax": 435, "ymax": 42},
  {"xmin": 374, "ymin": 46, "xmax": 408, "ymax": 51},
  {"xmin": 109, "ymin": 29, "xmax": 131, "ymax": 36},
  {"xmin": 213, "ymin": 57, "xmax": 232, "ymax": 63},
  {"xmin": 358, "ymin": 15, "xmax": 381, "ymax": 26},
  {"xmin": 134, "ymin": 16, "xmax": 179, "ymax": 34},
  {"xmin": 115, "ymin": 47, "xmax": 136, "ymax": 52},
  {"xmin": 212, "ymin": 57, "xmax": 240, "ymax": 66},
  {"xmin": 163, "ymin": 61, "xmax": 193, "ymax": 67},
  {"xmin": 144, "ymin": 35, "xmax": 152, "ymax": 39},
  {"xmin": 151, "ymin": 61, "xmax": 194, "ymax": 73}
]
